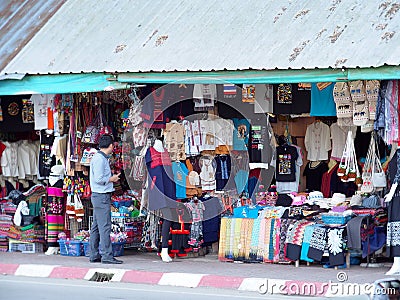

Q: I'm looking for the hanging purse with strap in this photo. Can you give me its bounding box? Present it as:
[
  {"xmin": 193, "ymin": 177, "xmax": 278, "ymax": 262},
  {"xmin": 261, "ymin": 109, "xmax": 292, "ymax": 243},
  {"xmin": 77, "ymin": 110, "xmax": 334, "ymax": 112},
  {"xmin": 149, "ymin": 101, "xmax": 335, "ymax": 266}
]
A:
[
  {"xmin": 98, "ymin": 107, "xmax": 113, "ymax": 138},
  {"xmin": 371, "ymin": 133, "xmax": 386, "ymax": 190},
  {"xmin": 82, "ymin": 108, "xmax": 101, "ymax": 144},
  {"xmin": 361, "ymin": 135, "xmax": 375, "ymax": 193}
]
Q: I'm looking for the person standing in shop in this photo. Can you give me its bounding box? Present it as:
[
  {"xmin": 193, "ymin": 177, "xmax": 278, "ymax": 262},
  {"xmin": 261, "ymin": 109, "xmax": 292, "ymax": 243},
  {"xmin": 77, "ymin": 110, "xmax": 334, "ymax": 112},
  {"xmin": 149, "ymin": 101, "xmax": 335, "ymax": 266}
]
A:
[{"xmin": 89, "ymin": 134, "xmax": 122, "ymax": 264}]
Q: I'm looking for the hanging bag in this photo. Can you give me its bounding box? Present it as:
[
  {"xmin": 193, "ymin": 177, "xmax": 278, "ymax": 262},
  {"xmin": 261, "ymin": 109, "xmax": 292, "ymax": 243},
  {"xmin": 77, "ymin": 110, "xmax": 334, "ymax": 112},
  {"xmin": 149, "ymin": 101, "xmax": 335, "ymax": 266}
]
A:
[
  {"xmin": 66, "ymin": 194, "xmax": 76, "ymax": 216},
  {"xmin": 333, "ymin": 82, "xmax": 353, "ymax": 118},
  {"xmin": 350, "ymin": 80, "xmax": 369, "ymax": 126},
  {"xmin": 81, "ymin": 109, "xmax": 101, "ymax": 144},
  {"xmin": 365, "ymin": 80, "xmax": 380, "ymax": 120},
  {"xmin": 361, "ymin": 135, "xmax": 375, "ymax": 193},
  {"xmin": 98, "ymin": 108, "xmax": 113, "ymax": 138},
  {"xmin": 371, "ymin": 134, "xmax": 386, "ymax": 190}
]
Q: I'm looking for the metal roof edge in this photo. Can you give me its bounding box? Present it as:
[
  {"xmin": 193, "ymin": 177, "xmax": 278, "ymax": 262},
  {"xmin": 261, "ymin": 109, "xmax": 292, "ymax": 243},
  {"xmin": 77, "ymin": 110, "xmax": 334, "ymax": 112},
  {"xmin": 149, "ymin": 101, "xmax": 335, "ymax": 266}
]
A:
[{"xmin": 117, "ymin": 66, "xmax": 400, "ymax": 84}]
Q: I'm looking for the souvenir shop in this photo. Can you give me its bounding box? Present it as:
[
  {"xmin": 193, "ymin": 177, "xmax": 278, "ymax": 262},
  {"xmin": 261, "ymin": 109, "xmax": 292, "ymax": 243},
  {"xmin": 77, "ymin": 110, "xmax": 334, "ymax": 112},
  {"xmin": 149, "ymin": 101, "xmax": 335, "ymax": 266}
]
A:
[
  {"xmin": 214, "ymin": 80, "xmax": 396, "ymax": 269},
  {"xmin": 0, "ymin": 80, "xmax": 398, "ymax": 268}
]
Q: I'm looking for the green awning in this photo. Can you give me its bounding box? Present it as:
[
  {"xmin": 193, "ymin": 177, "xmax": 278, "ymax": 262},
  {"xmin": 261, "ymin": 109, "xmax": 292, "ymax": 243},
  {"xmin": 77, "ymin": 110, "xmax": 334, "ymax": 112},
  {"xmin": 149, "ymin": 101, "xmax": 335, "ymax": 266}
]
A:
[
  {"xmin": 0, "ymin": 73, "xmax": 128, "ymax": 95},
  {"xmin": 118, "ymin": 65, "xmax": 400, "ymax": 84},
  {"xmin": 0, "ymin": 66, "xmax": 399, "ymax": 96}
]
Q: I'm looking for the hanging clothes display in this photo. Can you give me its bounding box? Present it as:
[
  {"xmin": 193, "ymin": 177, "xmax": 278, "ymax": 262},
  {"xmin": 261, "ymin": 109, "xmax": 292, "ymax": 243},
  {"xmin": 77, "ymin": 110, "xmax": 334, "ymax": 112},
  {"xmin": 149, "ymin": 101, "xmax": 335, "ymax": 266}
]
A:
[
  {"xmin": 310, "ymin": 83, "xmax": 336, "ymax": 117},
  {"xmin": 214, "ymin": 155, "xmax": 231, "ymax": 191},
  {"xmin": 330, "ymin": 122, "xmax": 357, "ymax": 161},
  {"xmin": 303, "ymin": 161, "xmax": 328, "ymax": 192},
  {"xmin": 140, "ymin": 86, "xmax": 169, "ymax": 129},
  {"xmin": 305, "ymin": 121, "xmax": 331, "ymax": 161},
  {"xmin": 275, "ymin": 144, "xmax": 298, "ymax": 182},
  {"xmin": 38, "ymin": 130, "xmax": 56, "ymax": 178},
  {"xmin": 145, "ymin": 145, "xmax": 177, "ymax": 211}
]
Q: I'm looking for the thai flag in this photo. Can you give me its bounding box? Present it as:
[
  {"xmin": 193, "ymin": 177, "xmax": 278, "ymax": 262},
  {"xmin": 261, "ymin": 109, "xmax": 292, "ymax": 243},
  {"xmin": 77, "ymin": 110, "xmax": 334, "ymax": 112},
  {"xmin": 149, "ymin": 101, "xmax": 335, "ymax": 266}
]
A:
[{"xmin": 223, "ymin": 84, "xmax": 236, "ymax": 95}]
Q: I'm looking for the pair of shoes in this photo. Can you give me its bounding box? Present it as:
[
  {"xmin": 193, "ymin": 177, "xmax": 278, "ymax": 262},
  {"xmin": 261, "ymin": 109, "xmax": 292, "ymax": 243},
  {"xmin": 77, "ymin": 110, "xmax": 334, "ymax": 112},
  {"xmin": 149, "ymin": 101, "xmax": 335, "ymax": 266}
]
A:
[
  {"xmin": 102, "ymin": 258, "xmax": 123, "ymax": 264},
  {"xmin": 89, "ymin": 258, "xmax": 101, "ymax": 263}
]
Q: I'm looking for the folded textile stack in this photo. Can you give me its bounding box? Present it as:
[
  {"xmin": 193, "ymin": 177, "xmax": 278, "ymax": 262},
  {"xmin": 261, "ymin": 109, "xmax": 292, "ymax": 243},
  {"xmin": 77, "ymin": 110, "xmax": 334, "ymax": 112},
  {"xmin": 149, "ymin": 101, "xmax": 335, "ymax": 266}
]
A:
[
  {"xmin": 0, "ymin": 233, "xmax": 7, "ymax": 252},
  {"xmin": 2, "ymin": 202, "xmax": 16, "ymax": 216}
]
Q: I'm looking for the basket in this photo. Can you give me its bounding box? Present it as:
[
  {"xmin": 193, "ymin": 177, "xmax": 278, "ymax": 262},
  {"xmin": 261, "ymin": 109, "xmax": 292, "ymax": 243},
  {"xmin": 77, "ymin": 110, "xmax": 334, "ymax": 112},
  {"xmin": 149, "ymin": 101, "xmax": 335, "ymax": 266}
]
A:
[
  {"xmin": 9, "ymin": 239, "xmax": 43, "ymax": 253},
  {"xmin": 112, "ymin": 242, "xmax": 125, "ymax": 257},
  {"xmin": 321, "ymin": 214, "xmax": 351, "ymax": 225},
  {"xmin": 58, "ymin": 240, "xmax": 83, "ymax": 256},
  {"xmin": 82, "ymin": 241, "xmax": 125, "ymax": 257},
  {"xmin": 82, "ymin": 241, "xmax": 89, "ymax": 257}
]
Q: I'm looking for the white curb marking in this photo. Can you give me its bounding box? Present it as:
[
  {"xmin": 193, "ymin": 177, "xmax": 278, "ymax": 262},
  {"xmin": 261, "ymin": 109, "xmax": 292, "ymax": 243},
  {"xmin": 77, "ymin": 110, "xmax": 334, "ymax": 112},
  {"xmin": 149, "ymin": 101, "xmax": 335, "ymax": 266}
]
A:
[
  {"xmin": 158, "ymin": 272, "xmax": 206, "ymax": 288},
  {"xmin": 15, "ymin": 264, "xmax": 56, "ymax": 278}
]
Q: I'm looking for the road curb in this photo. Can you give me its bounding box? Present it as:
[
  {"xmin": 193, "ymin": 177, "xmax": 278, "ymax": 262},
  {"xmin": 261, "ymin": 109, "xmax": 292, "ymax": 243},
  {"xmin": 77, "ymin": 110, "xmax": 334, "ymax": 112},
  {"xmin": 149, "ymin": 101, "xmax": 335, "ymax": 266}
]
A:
[{"xmin": 0, "ymin": 263, "xmax": 372, "ymax": 297}]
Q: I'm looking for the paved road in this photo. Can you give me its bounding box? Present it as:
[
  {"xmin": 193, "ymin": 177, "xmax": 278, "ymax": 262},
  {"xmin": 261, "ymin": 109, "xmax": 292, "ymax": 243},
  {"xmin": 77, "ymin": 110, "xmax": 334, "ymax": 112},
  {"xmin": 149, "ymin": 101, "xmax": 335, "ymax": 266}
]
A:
[{"xmin": 0, "ymin": 275, "xmax": 369, "ymax": 300}]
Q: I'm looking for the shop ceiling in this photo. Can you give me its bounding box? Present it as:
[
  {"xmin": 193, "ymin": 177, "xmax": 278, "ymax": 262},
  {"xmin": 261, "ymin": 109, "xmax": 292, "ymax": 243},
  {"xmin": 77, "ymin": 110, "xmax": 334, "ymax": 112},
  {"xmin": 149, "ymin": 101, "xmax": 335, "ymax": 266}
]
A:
[{"xmin": 0, "ymin": 0, "xmax": 400, "ymax": 94}]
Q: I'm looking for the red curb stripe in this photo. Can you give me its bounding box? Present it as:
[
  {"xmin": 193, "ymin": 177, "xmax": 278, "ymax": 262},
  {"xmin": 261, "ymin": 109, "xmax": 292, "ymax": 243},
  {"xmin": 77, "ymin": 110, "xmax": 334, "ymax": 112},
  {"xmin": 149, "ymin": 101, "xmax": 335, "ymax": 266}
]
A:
[
  {"xmin": 121, "ymin": 270, "xmax": 164, "ymax": 284},
  {"xmin": 49, "ymin": 267, "xmax": 90, "ymax": 279},
  {"xmin": 198, "ymin": 275, "xmax": 244, "ymax": 289},
  {"xmin": 284, "ymin": 280, "xmax": 329, "ymax": 297},
  {"xmin": 0, "ymin": 263, "xmax": 19, "ymax": 275}
]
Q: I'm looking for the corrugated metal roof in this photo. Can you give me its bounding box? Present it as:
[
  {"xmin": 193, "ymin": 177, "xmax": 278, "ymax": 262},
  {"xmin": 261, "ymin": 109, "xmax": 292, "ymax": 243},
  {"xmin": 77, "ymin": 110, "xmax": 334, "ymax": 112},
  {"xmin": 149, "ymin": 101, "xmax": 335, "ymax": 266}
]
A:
[
  {"xmin": 0, "ymin": 0, "xmax": 66, "ymax": 73},
  {"xmin": 2, "ymin": 0, "xmax": 400, "ymax": 75}
]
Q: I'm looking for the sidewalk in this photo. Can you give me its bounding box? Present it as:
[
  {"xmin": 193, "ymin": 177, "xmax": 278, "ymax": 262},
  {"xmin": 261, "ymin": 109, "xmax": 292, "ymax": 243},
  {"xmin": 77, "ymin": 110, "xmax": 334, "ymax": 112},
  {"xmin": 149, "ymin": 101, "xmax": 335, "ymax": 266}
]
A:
[{"xmin": 0, "ymin": 249, "xmax": 398, "ymax": 297}]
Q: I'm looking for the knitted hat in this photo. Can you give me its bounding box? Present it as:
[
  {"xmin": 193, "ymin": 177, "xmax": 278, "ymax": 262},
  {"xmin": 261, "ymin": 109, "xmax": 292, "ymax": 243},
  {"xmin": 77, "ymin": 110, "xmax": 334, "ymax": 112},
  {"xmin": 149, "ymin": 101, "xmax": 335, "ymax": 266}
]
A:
[
  {"xmin": 331, "ymin": 193, "xmax": 346, "ymax": 205},
  {"xmin": 350, "ymin": 194, "xmax": 363, "ymax": 206}
]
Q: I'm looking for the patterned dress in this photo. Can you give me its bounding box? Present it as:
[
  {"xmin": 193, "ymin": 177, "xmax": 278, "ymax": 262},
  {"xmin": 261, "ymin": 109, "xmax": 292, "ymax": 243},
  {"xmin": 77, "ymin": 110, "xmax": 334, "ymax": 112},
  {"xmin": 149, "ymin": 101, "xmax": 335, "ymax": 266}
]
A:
[{"xmin": 386, "ymin": 150, "xmax": 400, "ymax": 257}]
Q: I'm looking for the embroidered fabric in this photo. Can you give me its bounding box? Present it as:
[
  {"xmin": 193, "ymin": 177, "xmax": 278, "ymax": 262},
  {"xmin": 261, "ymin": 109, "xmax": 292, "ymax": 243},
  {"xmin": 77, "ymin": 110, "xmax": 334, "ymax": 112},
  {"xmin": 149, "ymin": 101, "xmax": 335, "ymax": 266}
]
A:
[{"xmin": 387, "ymin": 221, "xmax": 400, "ymax": 247}]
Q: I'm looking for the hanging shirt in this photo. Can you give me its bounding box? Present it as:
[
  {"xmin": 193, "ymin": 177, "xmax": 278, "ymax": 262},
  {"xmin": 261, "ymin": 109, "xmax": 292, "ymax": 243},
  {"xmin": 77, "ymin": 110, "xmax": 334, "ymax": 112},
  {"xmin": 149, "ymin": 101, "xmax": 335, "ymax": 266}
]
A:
[
  {"xmin": 1, "ymin": 141, "xmax": 19, "ymax": 177},
  {"xmin": 214, "ymin": 118, "xmax": 234, "ymax": 147},
  {"xmin": 17, "ymin": 140, "xmax": 32, "ymax": 179},
  {"xmin": 254, "ymin": 84, "xmax": 274, "ymax": 113},
  {"xmin": 193, "ymin": 84, "xmax": 216, "ymax": 111},
  {"xmin": 31, "ymin": 94, "xmax": 55, "ymax": 130},
  {"xmin": 167, "ymin": 84, "xmax": 195, "ymax": 120},
  {"xmin": 38, "ymin": 130, "xmax": 55, "ymax": 178},
  {"xmin": 164, "ymin": 122, "xmax": 186, "ymax": 161},
  {"xmin": 215, "ymin": 155, "xmax": 231, "ymax": 191},
  {"xmin": 273, "ymin": 83, "xmax": 311, "ymax": 115},
  {"xmin": 275, "ymin": 144, "xmax": 299, "ymax": 182},
  {"xmin": 232, "ymin": 118, "xmax": 250, "ymax": 151},
  {"xmin": 140, "ymin": 87, "xmax": 169, "ymax": 129},
  {"xmin": 310, "ymin": 83, "xmax": 336, "ymax": 116},
  {"xmin": 305, "ymin": 121, "xmax": 331, "ymax": 161},
  {"xmin": 303, "ymin": 161, "xmax": 329, "ymax": 192},
  {"xmin": 0, "ymin": 96, "xmax": 34, "ymax": 132},
  {"xmin": 248, "ymin": 115, "xmax": 272, "ymax": 167},
  {"xmin": 276, "ymin": 145, "xmax": 303, "ymax": 193},
  {"xmin": 199, "ymin": 155, "xmax": 216, "ymax": 191},
  {"xmin": 199, "ymin": 120, "xmax": 216, "ymax": 151},
  {"xmin": 183, "ymin": 120, "xmax": 200, "ymax": 156},
  {"xmin": 172, "ymin": 161, "xmax": 189, "ymax": 199},
  {"xmin": 330, "ymin": 122, "xmax": 357, "ymax": 160}
]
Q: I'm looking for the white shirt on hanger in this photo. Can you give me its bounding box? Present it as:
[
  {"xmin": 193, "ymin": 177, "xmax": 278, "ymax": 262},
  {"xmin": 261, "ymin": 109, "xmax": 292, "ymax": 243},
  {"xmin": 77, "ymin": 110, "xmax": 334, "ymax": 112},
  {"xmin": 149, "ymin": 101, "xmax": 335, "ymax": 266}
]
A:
[
  {"xmin": 17, "ymin": 141, "xmax": 32, "ymax": 179},
  {"xmin": 199, "ymin": 120, "xmax": 216, "ymax": 151},
  {"xmin": 31, "ymin": 94, "xmax": 55, "ymax": 130},
  {"xmin": 330, "ymin": 122, "xmax": 357, "ymax": 160},
  {"xmin": 199, "ymin": 155, "xmax": 216, "ymax": 191},
  {"xmin": 214, "ymin": 118, "xmax": 234, "ymax": 147},
  {"xmin": 305, "ymin": 121, "xmax": 331, "ymax": 161},
  {"xmin": 1, "ymin": 141, "xmax": 19, "ymax": 177}
]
